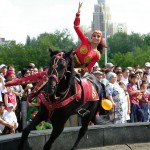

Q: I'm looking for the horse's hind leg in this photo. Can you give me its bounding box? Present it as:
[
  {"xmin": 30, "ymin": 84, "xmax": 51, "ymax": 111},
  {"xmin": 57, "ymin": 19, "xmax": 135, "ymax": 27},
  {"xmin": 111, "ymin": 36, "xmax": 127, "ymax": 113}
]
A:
[{"xmin": 71, "ymin": 101, "xmax": 98, "ymax": 150}]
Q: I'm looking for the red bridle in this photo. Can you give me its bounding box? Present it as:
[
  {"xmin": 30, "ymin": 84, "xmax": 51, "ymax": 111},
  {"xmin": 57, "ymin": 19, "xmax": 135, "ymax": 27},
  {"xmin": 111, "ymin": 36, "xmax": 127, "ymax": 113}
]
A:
[{"xmin": 48, "ymin": 52, "xmax": 68, "ymax": 84}]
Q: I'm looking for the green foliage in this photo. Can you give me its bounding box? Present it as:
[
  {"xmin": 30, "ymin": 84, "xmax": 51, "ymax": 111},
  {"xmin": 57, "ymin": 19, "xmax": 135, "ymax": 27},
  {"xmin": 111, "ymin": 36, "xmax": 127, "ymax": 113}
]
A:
[
  {"xmin": 107, "ymin": 32, "xmax": 150, "ymax": 67},
  {"xmin": 0, "ymin": 29, "xmax": 77, "ymax": 71},
  {"xmin": 0, "ymin": 30, "xmax": 149, "ymax": 71}
]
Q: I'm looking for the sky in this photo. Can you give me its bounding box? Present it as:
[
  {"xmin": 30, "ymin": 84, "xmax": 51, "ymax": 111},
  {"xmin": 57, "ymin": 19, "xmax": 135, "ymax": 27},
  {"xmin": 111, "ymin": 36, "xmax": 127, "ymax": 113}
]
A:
[{"xmin": 0, "ymin": 0, "xmax": 149, "ymax": 44}]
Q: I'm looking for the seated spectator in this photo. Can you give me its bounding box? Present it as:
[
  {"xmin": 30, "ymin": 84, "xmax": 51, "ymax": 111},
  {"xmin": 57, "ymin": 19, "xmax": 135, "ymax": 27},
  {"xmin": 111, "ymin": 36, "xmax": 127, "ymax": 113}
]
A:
[
  {"xmin": 0, "ymin": 102, "xmax": 16, "ymax": 135},
  {"xmin": 3, "ymin": 103, "xmax": 18, "ymax": 134}
]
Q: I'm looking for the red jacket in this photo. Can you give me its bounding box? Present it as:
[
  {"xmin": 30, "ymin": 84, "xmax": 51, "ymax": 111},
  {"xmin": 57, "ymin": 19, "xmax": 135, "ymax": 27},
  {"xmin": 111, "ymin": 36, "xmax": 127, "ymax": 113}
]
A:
[{"xmin": 73, "ymin": 13, "xmax": 101, "ymax": 72}]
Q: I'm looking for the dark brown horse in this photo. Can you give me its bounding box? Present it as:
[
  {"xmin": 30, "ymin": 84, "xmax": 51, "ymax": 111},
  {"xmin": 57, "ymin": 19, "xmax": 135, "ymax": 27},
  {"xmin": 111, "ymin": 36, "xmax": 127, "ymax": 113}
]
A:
[{"xmin": 18, "ymin": 49, "xmax": 102, "ymax": 150}]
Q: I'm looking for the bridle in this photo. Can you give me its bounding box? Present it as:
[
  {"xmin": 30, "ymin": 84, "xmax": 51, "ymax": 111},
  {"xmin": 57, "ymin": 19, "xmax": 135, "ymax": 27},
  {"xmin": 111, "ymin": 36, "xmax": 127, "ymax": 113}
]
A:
[{"xmin": 48, "ymin": 52, "xmax": 68, "ymax": 84}]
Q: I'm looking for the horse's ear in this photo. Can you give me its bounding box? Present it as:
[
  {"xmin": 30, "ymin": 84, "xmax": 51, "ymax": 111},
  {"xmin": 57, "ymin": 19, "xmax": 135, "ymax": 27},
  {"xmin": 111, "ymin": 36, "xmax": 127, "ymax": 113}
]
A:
[
  {"xmin": 49, "ymin": 48, "xmax": 58, "ymax": 57},
  {"xmin": 65, "ymin": 50, "xmax": 73, "ymax": 58},
  {"xmin": 49, "ymin": 48, "xmax": 53, "ymax": 57}
]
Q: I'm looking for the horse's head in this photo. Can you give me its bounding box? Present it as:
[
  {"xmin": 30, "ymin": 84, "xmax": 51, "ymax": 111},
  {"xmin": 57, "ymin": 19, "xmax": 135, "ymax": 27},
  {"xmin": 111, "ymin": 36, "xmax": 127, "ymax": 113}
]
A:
[{"xmin": 47, "ymin": 48, "xmax": 73, "ymax": 96}]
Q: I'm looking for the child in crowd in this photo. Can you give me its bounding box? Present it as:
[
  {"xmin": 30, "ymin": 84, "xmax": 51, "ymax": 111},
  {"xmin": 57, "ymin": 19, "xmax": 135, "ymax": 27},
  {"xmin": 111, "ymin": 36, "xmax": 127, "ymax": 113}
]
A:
[
  {"xmin": 119, "ymin": 82, "xmax": 130, "ymax": 123},
  {"xmin": 3, "ymin": 103, "xmax": 18, "ymax": 134},
  {"xmin": 4, "ymin": 86, "xmax": 17, "ymax": 110},
  {"xmin": 138, "ymin": 81, "xmax": 150, "ymax": 122},
  {"xmin": 127, "ymin": 74, "xmax": 144, "ymax": 123},
  {"xmin": 27, "ymin": 110, "xmax": 38, "ymax": 125},
  {"xmin": 36, "ymin": 121, "xmax": 52, "ymax": 130}
]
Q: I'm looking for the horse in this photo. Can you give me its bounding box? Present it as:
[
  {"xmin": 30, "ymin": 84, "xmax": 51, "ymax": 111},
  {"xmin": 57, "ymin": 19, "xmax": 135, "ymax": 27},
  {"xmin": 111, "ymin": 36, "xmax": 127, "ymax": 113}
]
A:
[{"xmin": 18, "ymin": 49, "xmax": 103, "ymax": 150}]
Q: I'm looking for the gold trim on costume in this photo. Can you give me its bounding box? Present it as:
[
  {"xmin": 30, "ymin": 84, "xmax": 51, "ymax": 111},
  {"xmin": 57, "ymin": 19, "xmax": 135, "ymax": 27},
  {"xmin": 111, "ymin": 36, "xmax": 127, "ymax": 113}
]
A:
[
  {"xmin": 80, "ymin": 46, "xmax": 88, "ymax": 54},
  {"xmin": 92, "ymin": 85, "xmax": 97, "ymax": 98},
  {"xmin": 74, "ymin": 54, "xmax": 81, "ymax": 65},
  {"xmin": 97, "ymin": 51, "xmax": 101, "ymax": 60},
  {"xmin": 84, "ymin": 56, "xmax": 92, "ymax": 63}
]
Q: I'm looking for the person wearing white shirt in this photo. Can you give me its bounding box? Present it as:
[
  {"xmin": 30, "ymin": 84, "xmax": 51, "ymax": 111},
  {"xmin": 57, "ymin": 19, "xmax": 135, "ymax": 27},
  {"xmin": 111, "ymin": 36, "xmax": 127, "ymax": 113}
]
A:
[
  {"xmin": 121, "ymin": 68, "xmax": 130, "ymax": 89},
  {"xmin": 4, "ymin": 103, "xmax": 18, "ymax": 134}
]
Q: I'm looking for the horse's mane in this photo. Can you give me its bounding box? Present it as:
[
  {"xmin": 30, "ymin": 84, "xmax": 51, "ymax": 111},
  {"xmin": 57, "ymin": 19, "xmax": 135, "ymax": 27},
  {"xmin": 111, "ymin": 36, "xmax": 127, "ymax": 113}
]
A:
[{"xmin": 66, "ymin": 51, "xmax": 75, "ymax": 87}]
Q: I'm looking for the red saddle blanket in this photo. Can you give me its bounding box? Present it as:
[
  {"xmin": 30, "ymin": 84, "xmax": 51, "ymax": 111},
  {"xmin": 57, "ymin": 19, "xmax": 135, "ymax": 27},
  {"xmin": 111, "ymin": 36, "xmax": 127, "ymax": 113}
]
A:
[{"xmin": 76, "ymin": 78, "xmax": 99, "ymax": 103}]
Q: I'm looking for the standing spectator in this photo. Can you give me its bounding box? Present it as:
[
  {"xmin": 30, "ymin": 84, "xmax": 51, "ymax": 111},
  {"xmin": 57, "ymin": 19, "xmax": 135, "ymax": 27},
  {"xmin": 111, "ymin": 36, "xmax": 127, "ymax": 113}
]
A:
[
  {"xmin": 93, "ymin": 71, "xmax": 110, "ymax": 125},
  {"xmin": 7, "ymin": 65, "xmax": 15, "ymax": 72},
  {"xmin": 0, "ymin": 74, "xmax": 6, "ymax": 102},
  {"xmin": 145, "ymin": 62, "xmax": 150, "ymax": 92},
  {"xmin": 121, "ymin": 68, "xmax": 130, "ymax": 88},
  {"xmin": 105, "ymin": 72, "xmax": 124, "ymax": 124},
  {"xmin": 4, "ymin": 86, "xmax": 17, "ymax": 110},
  {"xmin": 116, "ymin": 71, "xmax": 123, "ymax": 83},
  {"xmin": 3, "ymin": 103, "xmax": 18, "ymax": 134},
  {"xmin": 105, "ymin": 63, "xmax": 114, "ymax": 72},
  {"xmin": 21, "ymin": 68, "xmax": 34, "ymax": 129},
  {"xmin": 133, "ymin": 64, "xmax": 140, "ymax": 72},
  {"xmin": 5, "ymin": 69, "xmax": 24, "ymax": 132},
  {"xmin": 119, "ymin": 82, "xmax": 130, "ymax": 123},
  {"xmin": 38, "ymin": 67, "xmax": 43, "ymax": 72},
  {"xmin": 91, "ymin": 62, "xmax": 101, "ymax": 73},
  {"xmin": 0, "ymin": 64, "xmax": 7, "ymax": 79},
  {"xmin": 100, "ymin": 68, "xmax": 109, "ymax": 86},
  {"xmin": 138, "ymin": 81, "xmax": 150, "ymax": 122},
  {"xmin": 26, "ymin": 95, "xmax": 40, "ymax": 122},
  {"xmin": 127, "ymin": 74, "xmax": 144, "ymax": 123},
  {"xmin": 114, "ymin": 65, "xmax": 122, "ymax": 73}
]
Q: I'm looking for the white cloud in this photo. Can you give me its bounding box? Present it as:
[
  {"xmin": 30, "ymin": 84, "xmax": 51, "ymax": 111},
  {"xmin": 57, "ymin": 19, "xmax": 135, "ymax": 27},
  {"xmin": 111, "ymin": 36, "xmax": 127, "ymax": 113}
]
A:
[{"xmin": 0, "ymin": 0, "xmax": 149, "ymax": 44}]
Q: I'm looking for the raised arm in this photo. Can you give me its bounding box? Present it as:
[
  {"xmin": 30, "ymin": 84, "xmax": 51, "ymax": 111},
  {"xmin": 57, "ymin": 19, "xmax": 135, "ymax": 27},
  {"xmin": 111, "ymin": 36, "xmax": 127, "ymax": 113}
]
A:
[{"xmin": 74, "ymin": 2, "xmax": 87, "ymax": 41}]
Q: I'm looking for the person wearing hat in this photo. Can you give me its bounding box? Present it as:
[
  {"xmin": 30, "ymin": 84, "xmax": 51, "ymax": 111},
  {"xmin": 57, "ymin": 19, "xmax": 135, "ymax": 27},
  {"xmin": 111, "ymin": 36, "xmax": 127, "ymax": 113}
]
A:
[
  {"xmin": 0, "ymin": 102, "xmax": 15, "ymax": 134},
  {"xmin": 105, "ymin": 63, "xmax": 114, "ymax": 72},
  {"xmin": 0, "ymin": 64, "xmax": 7, "ymax": 80},
  {"xmin": 3, "ymin": 103, "xmax": 18, "ymax": 134},
  {"xmin": 105, "ymin": 72, "xmax": 125, "ymax": 124},
  {"xmin": 73, "ymin": 2, "xmax": 107, "ymax": 73}
]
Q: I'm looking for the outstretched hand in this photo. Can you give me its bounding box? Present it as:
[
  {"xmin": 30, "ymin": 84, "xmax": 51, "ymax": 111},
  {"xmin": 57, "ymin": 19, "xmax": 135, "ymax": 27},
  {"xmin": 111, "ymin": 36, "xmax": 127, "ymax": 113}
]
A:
[{"xmin": 78, "ymin": 2, "xmax": 83, "ymax": 13}]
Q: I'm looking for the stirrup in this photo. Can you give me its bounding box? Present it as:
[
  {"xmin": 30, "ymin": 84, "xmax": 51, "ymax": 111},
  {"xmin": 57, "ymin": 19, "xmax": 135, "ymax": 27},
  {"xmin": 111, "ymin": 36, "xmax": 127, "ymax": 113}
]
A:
[{"xmin": 77, "ymin": 108, "xmax": 90, "ymax": 117}]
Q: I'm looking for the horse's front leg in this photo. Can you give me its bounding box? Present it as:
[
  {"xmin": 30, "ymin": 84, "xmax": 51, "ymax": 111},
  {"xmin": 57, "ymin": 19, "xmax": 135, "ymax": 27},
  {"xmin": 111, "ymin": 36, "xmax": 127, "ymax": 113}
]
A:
[
  {"xmin": 43, "ymin": 110, "xmax": 69, "ymax": 150},
  {"xmin": 18, "ymin": 106, "xmax": 48, "ymax": 150}
]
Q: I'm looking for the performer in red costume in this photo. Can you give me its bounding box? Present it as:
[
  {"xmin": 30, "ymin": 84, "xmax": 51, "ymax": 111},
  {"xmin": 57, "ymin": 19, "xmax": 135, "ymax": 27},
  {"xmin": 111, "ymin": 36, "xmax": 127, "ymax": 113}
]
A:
[
  {"xmin": 6, "ymin": 2, "xmax": 107, "ymax": 101},
  {"xmin": 73, "ymin": 2, "xmax": 107, "ymax": 73}
]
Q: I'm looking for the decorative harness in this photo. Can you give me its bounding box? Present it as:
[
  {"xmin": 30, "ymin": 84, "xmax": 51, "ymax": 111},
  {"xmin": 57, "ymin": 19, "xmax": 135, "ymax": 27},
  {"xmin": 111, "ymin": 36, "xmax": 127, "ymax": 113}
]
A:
[{"xmin": 39, "ymin": 52, "xmax": 79, "ymax": 115}]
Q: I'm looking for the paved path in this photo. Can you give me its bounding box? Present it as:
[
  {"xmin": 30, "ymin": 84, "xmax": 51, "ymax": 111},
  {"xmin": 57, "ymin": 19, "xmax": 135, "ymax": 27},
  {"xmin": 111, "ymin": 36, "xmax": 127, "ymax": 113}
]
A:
[{"xmin": 79, "ymin": 143, "xmax": 150, "ymax": 150}]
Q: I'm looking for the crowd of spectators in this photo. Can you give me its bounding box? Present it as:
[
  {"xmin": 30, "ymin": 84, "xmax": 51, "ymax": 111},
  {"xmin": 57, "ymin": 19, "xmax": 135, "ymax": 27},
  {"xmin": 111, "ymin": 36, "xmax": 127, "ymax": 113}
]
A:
[
  {"xmin": 0, "ymin": 63, "xmax": 52, "ymax": 135},
  {"xmin": 89, "ymin": 62, "xmax": 150, "ymax": 124},
  {"xmin": 0, "ymin": 61, "xmax": 150, "ymax": 135}
]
